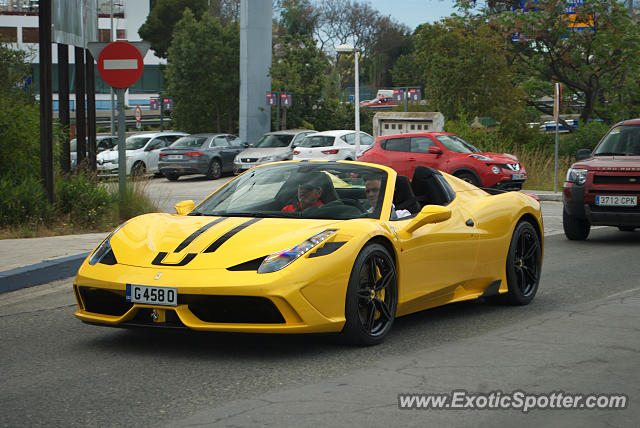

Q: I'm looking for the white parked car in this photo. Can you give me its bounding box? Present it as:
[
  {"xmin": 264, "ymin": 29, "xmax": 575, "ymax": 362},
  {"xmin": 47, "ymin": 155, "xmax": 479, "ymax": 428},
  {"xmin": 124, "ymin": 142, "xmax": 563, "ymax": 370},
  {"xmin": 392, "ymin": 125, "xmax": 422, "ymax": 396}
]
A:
[
  {"xmin": 97, "ymin": 131, "xmax": 187, "ymax": 176},
  {"xmin": 70, "ymin": 135, "xmax": 117, "ymax": 170},
  {"xmin": 292, "ymin": 130, "xmax": 374, "ymax": 161}
]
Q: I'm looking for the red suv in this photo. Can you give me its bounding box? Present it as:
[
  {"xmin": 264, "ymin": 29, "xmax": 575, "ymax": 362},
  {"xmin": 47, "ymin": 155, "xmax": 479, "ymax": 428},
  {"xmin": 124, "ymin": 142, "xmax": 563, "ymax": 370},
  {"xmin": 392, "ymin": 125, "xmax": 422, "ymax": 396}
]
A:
[
  {"xmin": 563, "ymin": 119, "xmax": 640, "ymax": 240},
  {"xmin": 358, "ymin": 132, "xmax": 527, "ymax": 190}
]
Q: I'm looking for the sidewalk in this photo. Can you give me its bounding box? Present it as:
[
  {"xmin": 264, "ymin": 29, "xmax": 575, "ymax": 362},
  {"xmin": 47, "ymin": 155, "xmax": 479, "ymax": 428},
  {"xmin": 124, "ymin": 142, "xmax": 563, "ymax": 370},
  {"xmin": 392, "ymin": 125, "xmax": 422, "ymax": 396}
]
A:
[{"xmin": 0, "ymin": 191, "xmax": 562, "ymax": 294}]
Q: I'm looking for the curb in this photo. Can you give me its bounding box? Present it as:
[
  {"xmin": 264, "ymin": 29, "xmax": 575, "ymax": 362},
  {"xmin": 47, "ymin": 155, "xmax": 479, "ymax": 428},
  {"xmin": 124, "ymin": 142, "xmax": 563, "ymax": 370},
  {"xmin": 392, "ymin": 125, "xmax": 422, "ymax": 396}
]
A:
[
  {"xmin": 0, "ymin": 252, "xmax": 89, "ymax": 294},
  {"xmin": 535, "ymin": 193, "xmax": 563, "ymax": 202}
]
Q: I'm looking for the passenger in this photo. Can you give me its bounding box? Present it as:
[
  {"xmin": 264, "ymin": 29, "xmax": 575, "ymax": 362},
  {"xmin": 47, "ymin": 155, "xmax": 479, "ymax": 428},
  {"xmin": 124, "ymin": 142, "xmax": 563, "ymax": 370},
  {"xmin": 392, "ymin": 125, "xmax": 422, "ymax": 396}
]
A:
[
  {"xmin": 282, "ymin": 176, "xmax": 324, "ymax": 212},
  {"xmin": 364, "ymin": 177, "xmax": 411, "ymax": 219}
]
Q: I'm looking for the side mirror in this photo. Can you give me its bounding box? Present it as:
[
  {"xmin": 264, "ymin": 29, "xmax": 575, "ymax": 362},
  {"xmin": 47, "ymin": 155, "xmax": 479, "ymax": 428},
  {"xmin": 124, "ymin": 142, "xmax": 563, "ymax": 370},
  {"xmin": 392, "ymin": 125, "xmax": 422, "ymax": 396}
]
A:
[
  {"xmin": 428, "ymin": 146, "xmax": 443, "ymax": 155},
  {"xmin": 399, "ymin": 205, "xmax": 452, "ymax": 237},
  {"xmin": 576, "ymin": 148, "xmax": 591, "ymax": 161},
  {"xmin": 242, "ymin": 142, "xmax": 250, "ymax": 148},
  {"xmin": 144, "ymin": 146, "xmax": 153, "ymax": 152},
  {"xmin": 174, "ymin": 200, "xmax": 195, "ymax": 215}
]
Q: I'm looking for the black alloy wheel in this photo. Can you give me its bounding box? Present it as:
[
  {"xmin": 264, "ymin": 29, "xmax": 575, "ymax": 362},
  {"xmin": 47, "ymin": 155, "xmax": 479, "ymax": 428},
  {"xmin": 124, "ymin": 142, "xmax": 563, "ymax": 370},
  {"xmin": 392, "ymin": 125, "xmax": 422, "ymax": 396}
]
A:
[
  {"xmin": 341, "ymin": 243, "xmax": 397, "ymax": 346},
  {"xmin": 504, "ymin": 221, "xmax": 541, "ymax": 305},
  {"xmin": 206, "ymin": 159, "xmax": 222, "ymax": 180}
]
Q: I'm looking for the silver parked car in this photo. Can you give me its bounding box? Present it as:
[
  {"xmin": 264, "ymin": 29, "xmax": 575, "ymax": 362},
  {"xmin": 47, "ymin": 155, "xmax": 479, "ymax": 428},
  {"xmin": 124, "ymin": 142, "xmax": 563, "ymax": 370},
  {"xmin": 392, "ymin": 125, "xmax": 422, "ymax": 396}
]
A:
[
  {"xmin": 158, "ymin": 133, "xmax": 246, "ymax": 181},
  {"xmin": 233, "ymin": 129, "xmax": 315, "ymax": 174}
]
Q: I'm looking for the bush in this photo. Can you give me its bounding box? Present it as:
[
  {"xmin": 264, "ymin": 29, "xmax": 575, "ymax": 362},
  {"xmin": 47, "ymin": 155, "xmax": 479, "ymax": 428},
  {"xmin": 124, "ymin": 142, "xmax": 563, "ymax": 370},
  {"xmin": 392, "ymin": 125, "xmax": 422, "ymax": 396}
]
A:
[
  {"xmin": 55, "ymin": 173, "xmax": 115, "ymax": 228},
  {"xmin": 0, "ymin": 177, "xmax": 56, "ymax": 226},
  {"xmin": 558, "ymin": 121, "xmax": 609, "ymax": 156}
]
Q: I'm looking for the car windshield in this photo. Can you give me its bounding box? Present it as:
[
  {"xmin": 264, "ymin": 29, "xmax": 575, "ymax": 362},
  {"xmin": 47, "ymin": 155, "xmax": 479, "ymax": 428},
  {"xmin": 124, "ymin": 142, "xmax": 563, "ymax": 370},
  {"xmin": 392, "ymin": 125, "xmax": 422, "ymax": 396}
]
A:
[
  {"xmin": 254, "ymin": 134, "xmax": 293, "ymax": 148},
  {"xmin": 297, "ymin": 136, "xmax": 335, "ymax": 148},
  {"xmin": 171, "ymin": 136, "xmax": 208, "ymax": 149},
  {"xmin": 125, "ymin": 136, "xmax": 151, "ymax": 150},
  {"xmin": 594, "ymin": 125, "xmax": 640, "ymax": 156},
  {"xmin": 192, "ymin": 162, "xmax": 388, "ymax": 220},
  {"xmin": 435, "ymin": 135, "xmax": 480, "ymax": 153}
]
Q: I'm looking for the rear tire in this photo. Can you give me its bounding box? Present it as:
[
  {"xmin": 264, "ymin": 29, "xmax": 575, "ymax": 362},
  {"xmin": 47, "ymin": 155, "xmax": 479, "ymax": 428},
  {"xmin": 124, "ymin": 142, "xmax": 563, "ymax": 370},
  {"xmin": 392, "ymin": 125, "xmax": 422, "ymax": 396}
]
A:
[
  {"xmin": 340, "ymin": 243, "xmax": 397, "ymax": 346},
  {"xmin": 165, "ymin": 172, "xmax": 179, "ymax": 181},
  {"xmin": 563, "ymin": 208, "xmax": 590, "ymax": 240},
  {"xmin": 456, "ymin": 172, "xmax": 480, "ymax": 187},
  {"xmin": 504, "ymin": 221, "xmax": 541, "ymax": 305},
  {"xmin": 206, "ymin": 159, "xmax": 222, "ymax": 180}
]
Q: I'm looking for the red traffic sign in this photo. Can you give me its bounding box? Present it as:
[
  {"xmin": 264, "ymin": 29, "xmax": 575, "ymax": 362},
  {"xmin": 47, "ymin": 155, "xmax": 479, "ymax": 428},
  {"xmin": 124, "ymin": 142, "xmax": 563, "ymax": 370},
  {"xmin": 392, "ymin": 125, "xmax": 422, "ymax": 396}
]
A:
[
  {"xmin": 97, "ymin": 41, "xmax": 144, "ymax": 88},
  {"xmin": 134, "ymin": 105, "xmax": 142, "ymax": 122}
]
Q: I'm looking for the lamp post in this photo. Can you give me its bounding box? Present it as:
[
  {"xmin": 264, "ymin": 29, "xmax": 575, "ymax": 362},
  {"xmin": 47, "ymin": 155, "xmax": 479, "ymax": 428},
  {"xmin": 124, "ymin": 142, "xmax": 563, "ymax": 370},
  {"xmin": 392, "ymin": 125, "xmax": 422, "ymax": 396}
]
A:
[{"xmin": 336, "ymin": 43, "xmax": 360, "ymax": 158}]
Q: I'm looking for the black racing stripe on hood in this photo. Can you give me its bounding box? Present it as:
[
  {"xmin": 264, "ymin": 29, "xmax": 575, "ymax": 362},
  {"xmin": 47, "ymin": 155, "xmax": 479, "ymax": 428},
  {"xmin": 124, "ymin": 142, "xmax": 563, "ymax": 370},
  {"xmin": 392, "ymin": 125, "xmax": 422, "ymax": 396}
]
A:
[
  {"xmin": 174, "ymin": 217, "xmax": 227, "ymax": 253},
  {"xmin": 308, "ymin": 241, "xmax": 346, "ymax": 258},
  {"xmin": 203, "ymin": 218, "xmax": 263, "ymax": 253}
]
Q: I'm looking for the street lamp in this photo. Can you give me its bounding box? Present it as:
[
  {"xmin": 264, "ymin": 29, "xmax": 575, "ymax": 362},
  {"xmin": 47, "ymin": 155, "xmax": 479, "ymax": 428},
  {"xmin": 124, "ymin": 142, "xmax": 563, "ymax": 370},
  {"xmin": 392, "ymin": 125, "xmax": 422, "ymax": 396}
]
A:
[{"xmin": 336, "ymin": 43, "xmax": 361, "ymax": 158}]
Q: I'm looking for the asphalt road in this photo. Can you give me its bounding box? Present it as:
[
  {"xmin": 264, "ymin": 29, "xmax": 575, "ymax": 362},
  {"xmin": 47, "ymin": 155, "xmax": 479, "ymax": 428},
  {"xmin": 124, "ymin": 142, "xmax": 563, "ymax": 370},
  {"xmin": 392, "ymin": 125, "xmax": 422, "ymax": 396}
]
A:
[{"xmin": 1, "ymin": 221, "xmax": 638, "ymax": 426}]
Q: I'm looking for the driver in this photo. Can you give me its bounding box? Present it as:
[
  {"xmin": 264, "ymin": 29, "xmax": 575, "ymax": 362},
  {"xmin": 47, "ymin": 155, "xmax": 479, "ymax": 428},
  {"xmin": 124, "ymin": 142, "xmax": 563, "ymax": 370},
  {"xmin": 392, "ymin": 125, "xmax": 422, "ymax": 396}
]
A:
[{"xmin": 282, "ymin": 174, "xmax": 324, "ymax": 212}]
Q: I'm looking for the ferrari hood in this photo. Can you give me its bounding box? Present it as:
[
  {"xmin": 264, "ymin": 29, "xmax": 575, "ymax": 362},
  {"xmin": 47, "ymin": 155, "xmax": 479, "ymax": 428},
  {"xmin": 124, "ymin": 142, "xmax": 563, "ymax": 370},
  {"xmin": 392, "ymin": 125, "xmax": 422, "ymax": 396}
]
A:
[{"xmin": 108, "ymin": 213, "xmax": 343, "ymax": 269}]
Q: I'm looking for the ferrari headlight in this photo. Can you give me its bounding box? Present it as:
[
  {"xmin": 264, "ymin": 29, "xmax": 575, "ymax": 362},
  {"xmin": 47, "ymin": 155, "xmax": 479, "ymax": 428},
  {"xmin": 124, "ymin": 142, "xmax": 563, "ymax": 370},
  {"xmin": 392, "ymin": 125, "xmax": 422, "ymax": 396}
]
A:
[
  {"xmin": 258, "ymin": 229, "xmax": 337, "ymax": 273},
  {"xmin": 566, "ymin": 168, "xmax": 588, "ymax": 185},
  {"xmin": 88, "ymin": 222, "xmax": 126, "ymax": 265}
]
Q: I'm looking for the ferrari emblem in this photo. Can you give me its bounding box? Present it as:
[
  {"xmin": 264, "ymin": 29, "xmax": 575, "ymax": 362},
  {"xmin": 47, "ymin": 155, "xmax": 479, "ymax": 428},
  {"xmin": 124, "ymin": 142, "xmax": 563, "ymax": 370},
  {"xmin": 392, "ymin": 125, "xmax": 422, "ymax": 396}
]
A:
[{"xmin": 154, "ymin": 272, "xmax": 163, "ymax": 280}]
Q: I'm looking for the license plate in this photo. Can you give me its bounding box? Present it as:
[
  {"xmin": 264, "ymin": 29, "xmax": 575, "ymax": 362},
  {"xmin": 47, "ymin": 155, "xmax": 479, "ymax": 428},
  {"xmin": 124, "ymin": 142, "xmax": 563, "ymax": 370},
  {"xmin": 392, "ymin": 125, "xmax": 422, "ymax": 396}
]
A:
[
  {"xmin": 168, "ymin": 155, "xmax": 183, "ymax": 160},
  {"xmin": 595, "ymin": 195, "xmax": 637, "ymax": 206},
  {"xmin": 126, "ymin": 284, "xmax": 178, "ymax": 306},
  {"xmin": 512, "ymin": 173, "xmax": 525, "ymax": 180}
]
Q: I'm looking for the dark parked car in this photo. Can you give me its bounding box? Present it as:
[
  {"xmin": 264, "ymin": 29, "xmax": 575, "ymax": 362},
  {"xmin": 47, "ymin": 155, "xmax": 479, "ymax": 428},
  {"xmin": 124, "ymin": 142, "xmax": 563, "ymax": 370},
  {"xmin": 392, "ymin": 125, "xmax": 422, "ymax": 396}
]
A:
[
  {"xmin": 158, "ymin": 133, "xmax": 246, "ymax": 181},
  {"xmin": 358, "ymin": 132, "xmax": 526, "ymax": 190},
  {"xmin": 563, "ymin": 119, "xmax": 640, "ymax": 240}
]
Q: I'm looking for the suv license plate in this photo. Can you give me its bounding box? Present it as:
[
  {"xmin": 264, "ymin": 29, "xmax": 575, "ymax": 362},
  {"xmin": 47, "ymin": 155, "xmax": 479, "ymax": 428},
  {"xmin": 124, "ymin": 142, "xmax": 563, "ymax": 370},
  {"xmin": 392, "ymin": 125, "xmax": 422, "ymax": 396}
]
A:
[
  {"xmin": 595, "ymin": 195, "xmax": 637, "ymax": 207},
  {"xmin": 126, "ymin": 284, "xmax": 178, "ymax": 306},
  {"xmin": 512, "ymin": 173, "xmax": 525, "ymax": 180}
]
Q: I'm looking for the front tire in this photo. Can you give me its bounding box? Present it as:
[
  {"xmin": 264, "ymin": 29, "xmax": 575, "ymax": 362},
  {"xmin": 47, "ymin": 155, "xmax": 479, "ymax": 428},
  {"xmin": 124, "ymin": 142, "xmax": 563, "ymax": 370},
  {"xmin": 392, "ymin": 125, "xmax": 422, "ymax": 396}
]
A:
[
  {"xmin": 504, "ymin": 221, "xmax": 541, "ymax": 305},
  {"xmin": 563, "ymin": 207, "xmax": 590, "ymax": 240},
  {"xmin": 341, "ymin": 243, "xmax": 397, "ymax": 346},
  {"xmin": 206, "ymin": 159, "xmax": 222, "ymax": 180},
  {"xmin": 456, "ymin": 171, "xmax": 480, "ymax": 187},
  {"xmin": 131, "ymin": 161, "xmax": 146, "ymax": 177}
]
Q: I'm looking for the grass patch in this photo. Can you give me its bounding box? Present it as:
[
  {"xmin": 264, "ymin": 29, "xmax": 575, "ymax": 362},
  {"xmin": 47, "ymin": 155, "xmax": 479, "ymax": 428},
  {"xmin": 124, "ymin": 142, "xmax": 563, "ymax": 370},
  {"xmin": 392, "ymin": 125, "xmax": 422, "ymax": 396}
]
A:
[{"xmin": 0, "ymin": 173, "xmax": 158, "ymax": 239}]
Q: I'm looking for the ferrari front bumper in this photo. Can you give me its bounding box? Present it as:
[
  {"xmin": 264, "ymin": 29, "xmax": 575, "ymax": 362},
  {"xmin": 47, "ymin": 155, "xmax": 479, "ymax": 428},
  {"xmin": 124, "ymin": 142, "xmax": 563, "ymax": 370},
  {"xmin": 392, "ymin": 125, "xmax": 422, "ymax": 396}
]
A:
[{"xmin": 73, "ymin": 260, "xmax": 351, "ymax": 334}]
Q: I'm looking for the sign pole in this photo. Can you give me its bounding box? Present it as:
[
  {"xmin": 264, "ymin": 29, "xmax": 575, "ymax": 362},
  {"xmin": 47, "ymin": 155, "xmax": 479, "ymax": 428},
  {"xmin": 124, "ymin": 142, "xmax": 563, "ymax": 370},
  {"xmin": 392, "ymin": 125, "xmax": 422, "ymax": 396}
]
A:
[
  {"xmin": 554, "ymin": 82, "xmax": 562, "ymax": 193},
  {"xmin": 276, "ymin": 92, "xmax": 281, "ymax": 131},
  {"xmin": 116, "ymin": 88, "xmax": 127, "ymax": 207}
]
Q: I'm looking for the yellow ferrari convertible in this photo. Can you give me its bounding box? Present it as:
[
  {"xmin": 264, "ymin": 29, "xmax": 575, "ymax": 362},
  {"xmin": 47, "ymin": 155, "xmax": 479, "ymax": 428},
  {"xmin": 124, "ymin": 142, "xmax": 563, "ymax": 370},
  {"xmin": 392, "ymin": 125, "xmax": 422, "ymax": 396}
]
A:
[{"xmin": 73, "ymin": 161, "xmax": 543, "ymax": 345}]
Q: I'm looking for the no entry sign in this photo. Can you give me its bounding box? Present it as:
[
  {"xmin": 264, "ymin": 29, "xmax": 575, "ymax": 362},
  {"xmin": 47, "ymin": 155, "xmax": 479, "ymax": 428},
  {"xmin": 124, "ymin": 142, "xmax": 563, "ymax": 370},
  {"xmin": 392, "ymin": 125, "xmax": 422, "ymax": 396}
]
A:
[{"xmin": 97, "ymin": 41, "xmax": 144, "ymax": 88}]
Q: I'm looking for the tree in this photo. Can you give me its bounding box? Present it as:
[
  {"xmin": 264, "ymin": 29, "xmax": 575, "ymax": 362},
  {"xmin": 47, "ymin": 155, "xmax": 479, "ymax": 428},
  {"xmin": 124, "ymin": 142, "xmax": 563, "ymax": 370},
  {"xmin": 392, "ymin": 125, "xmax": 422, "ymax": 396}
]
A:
[
  {"xmin": 496, "ymin": 0, "xmax": 640, "ymax": 122},
  {"xmin": 164, "ymin": 10, "xmax": 240, "ymax": 133},
  {"xmin": 412, "ymin": 16, "xmax": 525, "ymax": 125},
  {"xmin": 270, "ymin": 34, "xmax": 329, "ymax": 129},
  {"xmin": 0, "ymin": 40, "xmax": 40, "ymax": 180},
  {"xmin": 139, "ymin": 0, "xmax": 208, "ymax": 58}
]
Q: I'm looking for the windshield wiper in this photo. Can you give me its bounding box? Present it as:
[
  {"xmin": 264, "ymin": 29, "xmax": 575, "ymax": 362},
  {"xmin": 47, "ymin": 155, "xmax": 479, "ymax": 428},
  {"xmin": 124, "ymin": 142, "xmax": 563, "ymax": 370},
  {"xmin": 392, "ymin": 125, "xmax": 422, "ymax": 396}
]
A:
[
  {"xmin": 594, "ymin": 152, "xmax": 626, "ymax": 156},
  {"xmin": 188, "ymin": 211, "xmax": 204, "ymax": 216}
]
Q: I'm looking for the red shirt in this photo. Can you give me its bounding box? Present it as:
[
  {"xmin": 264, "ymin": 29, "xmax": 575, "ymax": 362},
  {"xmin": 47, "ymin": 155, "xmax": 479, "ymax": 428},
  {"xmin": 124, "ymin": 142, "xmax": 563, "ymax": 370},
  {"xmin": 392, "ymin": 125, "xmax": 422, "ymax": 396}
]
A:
[{"xmin": 281, "ymin": 200, "xmax": 323, "ymax": 212}]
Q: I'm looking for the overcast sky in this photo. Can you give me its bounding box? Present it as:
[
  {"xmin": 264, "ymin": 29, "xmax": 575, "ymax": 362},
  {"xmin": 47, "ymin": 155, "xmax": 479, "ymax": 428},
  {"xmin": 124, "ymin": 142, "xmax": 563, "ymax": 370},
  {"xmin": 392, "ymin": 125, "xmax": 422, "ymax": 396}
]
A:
[{"xmin": 370, "ymin": 0, "xmax": 458, "ymax": 30}]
